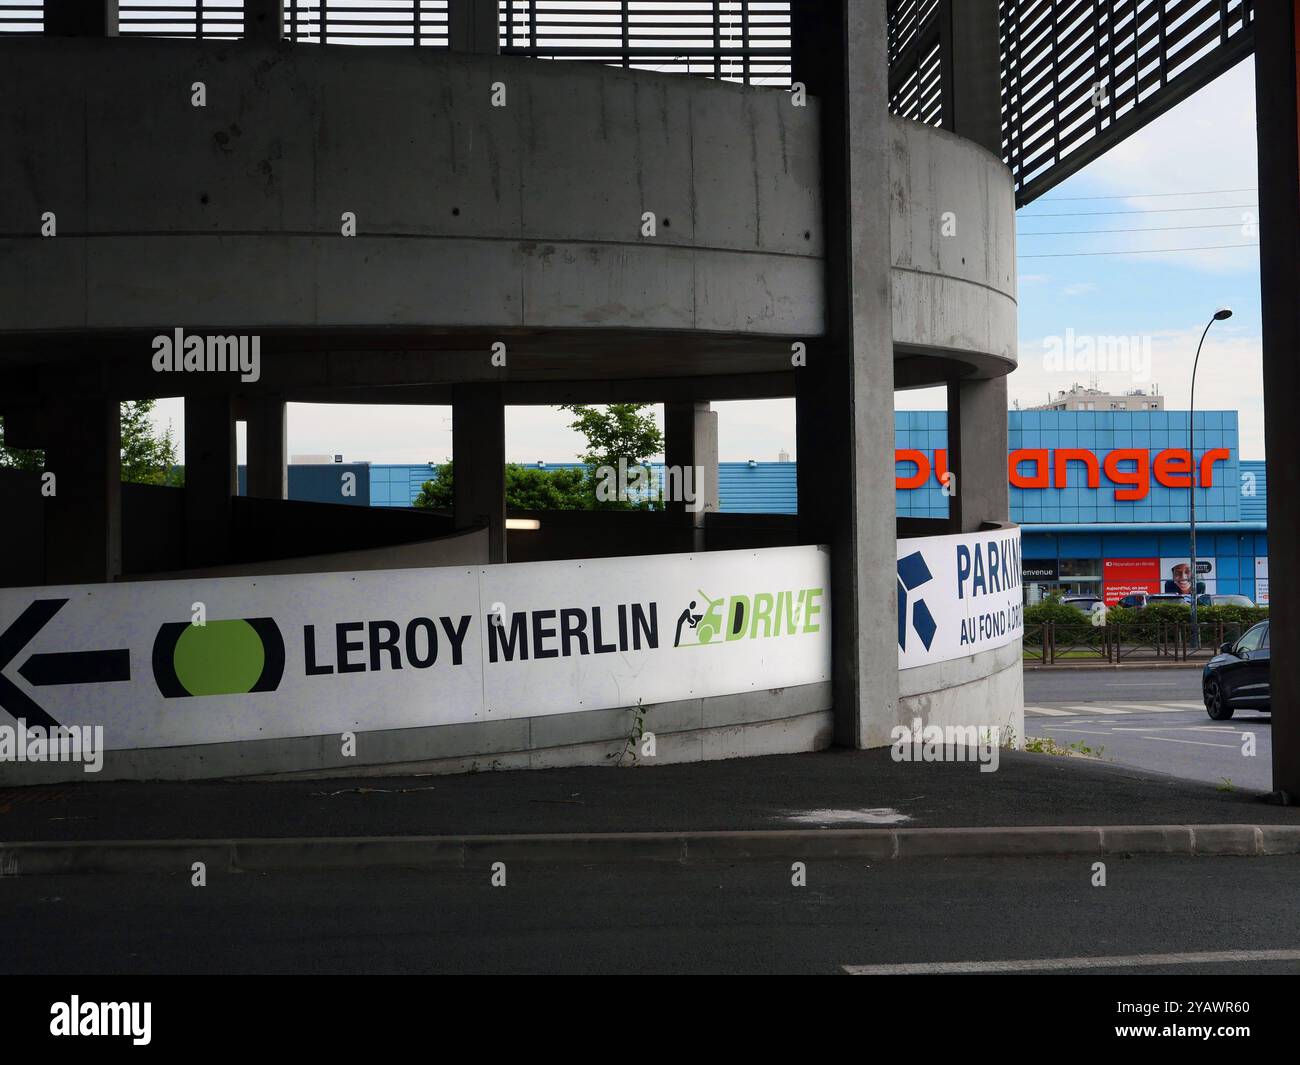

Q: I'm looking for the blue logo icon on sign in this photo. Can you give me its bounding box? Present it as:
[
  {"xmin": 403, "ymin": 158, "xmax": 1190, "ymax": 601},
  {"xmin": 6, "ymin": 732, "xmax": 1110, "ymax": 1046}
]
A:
[{"xmin": 897, "ymin": 551, "xmax": 937, "ymax": 652}]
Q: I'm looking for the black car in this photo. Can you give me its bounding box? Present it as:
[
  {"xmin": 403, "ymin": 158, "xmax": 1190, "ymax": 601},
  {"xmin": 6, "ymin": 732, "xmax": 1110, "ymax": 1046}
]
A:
[{"xmin": 1202, "ymin": 621, "xmax": 1270, "ymax": 720}]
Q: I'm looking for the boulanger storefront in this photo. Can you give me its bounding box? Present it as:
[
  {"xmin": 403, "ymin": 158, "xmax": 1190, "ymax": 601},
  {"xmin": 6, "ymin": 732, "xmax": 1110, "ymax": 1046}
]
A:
[{"xmin": 896, "ymin": 409, "xmax": 1269, "ymax": 606}]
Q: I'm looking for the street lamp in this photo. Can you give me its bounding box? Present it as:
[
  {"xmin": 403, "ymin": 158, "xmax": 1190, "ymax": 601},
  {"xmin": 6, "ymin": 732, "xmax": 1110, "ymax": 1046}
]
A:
[{"xmin": 1188, "ymin": 306, "xmax": 1232, "ymax": 650}]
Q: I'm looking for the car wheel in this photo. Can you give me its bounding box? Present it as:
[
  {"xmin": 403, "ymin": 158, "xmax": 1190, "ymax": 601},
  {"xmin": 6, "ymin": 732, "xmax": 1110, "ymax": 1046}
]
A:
[{"xmin": 1205, "ymin": 679, "xmax": 1234, "ymax": 721}]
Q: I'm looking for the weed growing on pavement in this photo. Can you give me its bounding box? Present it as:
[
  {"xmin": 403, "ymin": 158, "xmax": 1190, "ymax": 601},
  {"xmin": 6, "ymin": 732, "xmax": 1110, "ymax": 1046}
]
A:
[{"xmin": 1023, "ymin": 735, "xmax": 1105, "ymax": 759}]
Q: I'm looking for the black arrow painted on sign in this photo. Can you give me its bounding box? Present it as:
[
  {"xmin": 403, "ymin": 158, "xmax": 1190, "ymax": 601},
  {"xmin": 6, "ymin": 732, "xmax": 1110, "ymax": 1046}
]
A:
[
  {"xmin": 19, "ymin": 650, "xmax": 131, "ymax": 686},
  {"xmin": 0, "ymin": 598, "xmax": 132, "ymax": 729}
]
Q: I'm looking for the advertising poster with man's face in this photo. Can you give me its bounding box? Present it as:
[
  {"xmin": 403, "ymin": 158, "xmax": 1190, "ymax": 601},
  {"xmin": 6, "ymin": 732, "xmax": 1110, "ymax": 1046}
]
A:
[{"xmin": 1159, "ymin": 557, "xmax": 1216, "ymax": 597}]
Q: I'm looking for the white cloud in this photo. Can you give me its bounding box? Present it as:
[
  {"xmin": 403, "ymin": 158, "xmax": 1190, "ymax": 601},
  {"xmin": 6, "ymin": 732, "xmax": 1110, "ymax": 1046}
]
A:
[
  {"xmin": 1026, "ymin": 58, "xmax": 1260, "ymax": 274},
  {"xmin": 1010, "ymin": 325, "xmax": 1265, "ymax": 457}
]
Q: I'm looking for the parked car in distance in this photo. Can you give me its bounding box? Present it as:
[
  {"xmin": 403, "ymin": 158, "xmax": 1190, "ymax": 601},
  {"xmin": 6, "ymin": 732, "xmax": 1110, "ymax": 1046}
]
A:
[
  {"xmin": 1116, "ymin": 591, "xmax": 1150, "ymax": 609},
  {"xmin": 1115, "ymin": 591, "xmax": 1193, "ymax": 609},
  {"xmin": 1196, "ymin": 593, "xmax": 1256, "ymax": 608},
  {"xmin": 1061, "ymin": 596, "xmax": 1103, "ymax": 614},
  {"xmin": 1146, "ymin": 593, "xmax": 1192, "ymax": 606},
  {"xmin": 1203, "ymin": 620, "xmax": 1270, "ymax": 720}
]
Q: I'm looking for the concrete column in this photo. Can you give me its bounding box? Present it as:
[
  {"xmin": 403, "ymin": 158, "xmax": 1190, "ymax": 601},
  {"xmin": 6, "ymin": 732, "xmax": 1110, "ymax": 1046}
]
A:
[
  {"xmin": 1253, "ymin": 0, "xmax": 1300, "ymax": 801},
  {"xmin": 447, "ymin": 0, "xmax": 499, "ymax": 54},
  {"xmin": 943, "ymin": 0, "xmax": 1010, "ymax": 535},
  {"xmin": 944, "ymin": 0, "xmax": 1003, "ymax": 156},
  {"xmin": 792, "ymin": 1, "xmax": 899, "ymax": 749},
  {"xmin": 243, "ymin": 0, "xmax": 284, "ymax": 43},
  {"xmin": 947, "ymin": 376, "xmax": 1010, "ymax": 533},
  {"xmin": 245, "ymin": 397, "xmax": 288, "ymax": 500},
  {"xmin": 44, "ymin": 0, "xmax": 118, "ymax": 36},
  {"xmin": 42, "ymin": 397, "xmax": 121, "ymax": 584},
  {"xmin": 664, "ymin": 401, "xmax": 719, "ymax": 550},
  {"xmin": 452, "ymin": 384, "xmax": 506, "ymax": 563},
  {"xmin": 184, "ymin": 395, "xmax": 236, "ymax": 568}
]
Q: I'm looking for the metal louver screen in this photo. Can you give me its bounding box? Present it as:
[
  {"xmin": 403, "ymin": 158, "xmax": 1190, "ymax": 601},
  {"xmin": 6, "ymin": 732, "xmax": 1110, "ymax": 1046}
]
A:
[
  {"xmin": 1001, "ymin": 0, "xmax": 1257, "ymax": 204},
  {"xmin": 887, "ymin": 0, "xmax": 944, "ymax": 126},
  {"xmin": 117, "ymin": 1, "xmax": 245, "ymax": 37},
  {"xmin": 0, "ymin": 1, "xmax": 41, "ymax": 32},
  {"xmin": 500, "ymin": 2, "xmax": 792, "ymax": 87},
  {"xmin": 282, "ymin": 1, "xmax": 449, "ymax": 45}
]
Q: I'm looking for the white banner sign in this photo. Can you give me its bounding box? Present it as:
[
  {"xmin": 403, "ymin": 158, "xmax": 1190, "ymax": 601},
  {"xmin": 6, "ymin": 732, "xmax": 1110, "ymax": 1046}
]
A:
[
  {"xmin": 0, "ymin": 546, "xmax": 830, "ymax": 752},
  {"xmin": 897, "ymin": 526, "xmax": 1023, "ymax": 669}
]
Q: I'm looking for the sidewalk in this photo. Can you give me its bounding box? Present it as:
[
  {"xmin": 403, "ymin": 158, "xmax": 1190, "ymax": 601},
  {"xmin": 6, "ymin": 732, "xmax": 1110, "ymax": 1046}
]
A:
[{"xmin": 2, "ymin": 749, "xmax": 1298, "ymax": 873}]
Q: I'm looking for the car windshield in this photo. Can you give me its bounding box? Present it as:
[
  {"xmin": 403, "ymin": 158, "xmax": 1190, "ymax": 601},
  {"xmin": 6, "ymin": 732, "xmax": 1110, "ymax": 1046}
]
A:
[{"xmin": 1236, "ymin": 623, "xmax": 1267, "ymax": 653}]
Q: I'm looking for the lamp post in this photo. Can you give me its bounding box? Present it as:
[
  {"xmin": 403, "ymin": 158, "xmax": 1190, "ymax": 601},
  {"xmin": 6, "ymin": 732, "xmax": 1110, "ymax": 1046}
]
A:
[{"xmin": 1188, "ymin": 307, "xmax": 1233, "ymax": 650}]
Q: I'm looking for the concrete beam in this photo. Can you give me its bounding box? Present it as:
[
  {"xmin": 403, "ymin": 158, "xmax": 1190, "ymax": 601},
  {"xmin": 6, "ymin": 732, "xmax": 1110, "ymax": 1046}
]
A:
[
  {"xmin": 42, "ymin": 396, "xmax": 121, "ymax": 584},
  {"xmin": 184, "ymin": 395, "xmax": 236, "ymax": 568},
  {"xmin": 452, "ymin": 384, "xmax": 506, "ymax": 563}
]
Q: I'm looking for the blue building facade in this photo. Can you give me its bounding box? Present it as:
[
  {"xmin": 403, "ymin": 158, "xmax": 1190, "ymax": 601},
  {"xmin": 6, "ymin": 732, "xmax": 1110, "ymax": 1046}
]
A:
[
  {"xmin": 362, "ymin": 460, "xmax": 804, "ymax": 515},
  {"xmin": 256, "ymin": 410, "xmax": 1267, "ymax": 604},
  {"xmin": 894, "ymin": 410, "xmax": 1267, "ymax": 604}
]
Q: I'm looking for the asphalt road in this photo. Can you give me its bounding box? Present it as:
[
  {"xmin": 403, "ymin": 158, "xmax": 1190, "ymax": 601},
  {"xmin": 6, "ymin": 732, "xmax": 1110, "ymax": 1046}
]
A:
[
  {"xmin": 1024, "ymin": 668, "xmax": 1272, "ymax": 789},
  {"xmin": 1025, "ymin": 667, "xmax": 1203, "ymax": 703},
  {"xmin": 3, "ymin": 856, "xmax": 1299, "ymax": 975}
]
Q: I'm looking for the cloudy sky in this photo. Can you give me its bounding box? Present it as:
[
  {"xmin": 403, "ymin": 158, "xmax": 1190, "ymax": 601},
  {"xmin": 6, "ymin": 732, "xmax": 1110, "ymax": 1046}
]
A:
[
  {"xmin": 995, "ymin": 55, "xmax": 1264, "ymax": 458},
  {"xmin": 153, "ymin": 55, "xmax": 1264, "ymax": 464}
]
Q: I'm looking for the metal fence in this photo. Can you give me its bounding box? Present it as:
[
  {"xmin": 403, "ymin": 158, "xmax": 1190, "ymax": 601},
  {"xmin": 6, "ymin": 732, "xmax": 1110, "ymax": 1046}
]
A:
[{"xmin": 1027, "ymin": 619, "xmax": 1247, "ymax": 664}]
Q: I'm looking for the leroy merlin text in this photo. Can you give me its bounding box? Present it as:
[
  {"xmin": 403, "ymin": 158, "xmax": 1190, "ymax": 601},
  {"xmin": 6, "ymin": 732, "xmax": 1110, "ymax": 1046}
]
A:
[{"xmin": 299, "ymin": 589, "xmax": 823, "ymax": 672}]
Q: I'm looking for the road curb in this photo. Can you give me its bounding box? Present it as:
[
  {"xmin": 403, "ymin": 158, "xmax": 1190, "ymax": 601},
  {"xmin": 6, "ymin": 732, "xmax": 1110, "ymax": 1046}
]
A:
[{"xmin": 3, "ymin": 824, "xmax": 1300, "ymax": 875}]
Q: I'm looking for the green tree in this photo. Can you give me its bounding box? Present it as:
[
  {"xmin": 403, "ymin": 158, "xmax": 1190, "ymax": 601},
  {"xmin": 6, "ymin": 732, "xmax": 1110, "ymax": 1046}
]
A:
[
  {"xmin": 414, "ymin": 462, "xmax": 453, "ymax": 509},
  {"xmin": 120, "ymin": 399, "xmax": 180, "ymax": 485},
  {"xmin": 414, "ymin": 461, "xmax": 590, "ymax": 511},
  {"xmin": 414, "ymin": 404, "xmax": 664, "ymax": 512},
  {"xmin": 505, "ymin": 464, "xmax": 588, "ymax": 510},
  {"xmin": 558, "ymin": 402, "xmax": 664, "ymax": 510},
  {"xmin": 0, "ymin": 400, "xmax": 179, "ymax": 484},
  {"xmin": 0, "ymin": 415, "xmax": 43, "ymax": 471}
]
